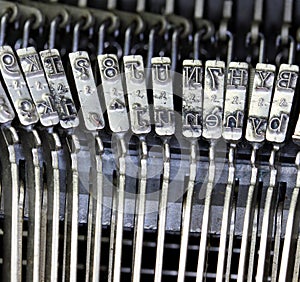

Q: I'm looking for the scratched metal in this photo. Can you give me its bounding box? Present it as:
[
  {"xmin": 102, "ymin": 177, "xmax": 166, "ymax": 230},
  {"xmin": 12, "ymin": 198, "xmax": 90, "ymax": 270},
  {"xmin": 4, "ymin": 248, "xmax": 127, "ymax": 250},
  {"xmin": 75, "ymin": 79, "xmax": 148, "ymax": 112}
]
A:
[
  {"xmin": 39, "ymin": 49, "xmax": 79, "ymax": 129},
  {"xmin": 266, "ymin": 63, "xmax": 299, "ymax": 143},
  {"xmin": 0, "ymin": 45, "xmax": 38, "ymax": 126},
  {"xmin": 202, "ymin": 60, "xmax": 225, "ymax": 140},
  {"xmin": 182, "ymin": 59, "xmax": 203, "ymax": 138},
  {"xmin": 246, "ymin": 63, "xmax": 276, "ymax": 144},
  {"xmin": 0, "ymin": 80, "xmax": 14, "ymax": 124},
  {"xmin": 151, "ymin": 57, "xmax": 175, "ymax": 136},
  {"xmin": 98, "ymin": 54, "xmax": 129, "ymax": 133},
  {"xmin": 123, "ymin": 55, "xmax": 151, "ymax": 135},
  {"xmin": 69, "ymin": 51, "xmax": 105, "ymax": 131},
  {"xmin": 17, "ymin": 47, "xmax": 60, "ymax": 127},
  {"xmin": 222, "ymin": 62, "xmax": 248, "ymax": 142}
]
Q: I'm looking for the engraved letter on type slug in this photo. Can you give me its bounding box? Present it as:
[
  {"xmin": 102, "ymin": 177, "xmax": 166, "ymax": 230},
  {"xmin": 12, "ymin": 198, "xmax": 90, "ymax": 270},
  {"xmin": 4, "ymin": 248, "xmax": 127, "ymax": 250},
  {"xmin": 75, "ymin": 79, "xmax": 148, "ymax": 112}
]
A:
[
  {"xmin": 182, "ymin": 59, "xmax": 203, "ymax": 138},
  {"xmin": 69, "ymin": 51, "xmax": 105, "ymax": 131},
  {"xmin": 266, "ymin": 64, "xmax": 299, "ymax": 143},
  {"xmin": 123, "ymin": 55, "xmax": 151, "ymax": 135},
  {"xmin": 0, "ymin": 45, "xmax": 38, "ymax": 126},
  {"xmin": 39, "ymin": 49, "xmax": 79, "ymax": 129},
  {"xmin": 151, "ymin": 57, "xmax": 175, "ymax": 136},
  {"xmin": 202, "ymin": 60, "xmax": 225, "ymax": 140},
  {"xmin": 223, "ymin": 62, "xmax": 248, "ymax": 142},
  {"xmin": 17, "ymin": 47, "xmax": 60, "ymax": 127},
  {"xmin": 98, "ymin": 54, "xmax": 129, "ymax": 133},
  {"xmin": 246, "ymin": 63, "xmax": 276, "ymax": 143}
]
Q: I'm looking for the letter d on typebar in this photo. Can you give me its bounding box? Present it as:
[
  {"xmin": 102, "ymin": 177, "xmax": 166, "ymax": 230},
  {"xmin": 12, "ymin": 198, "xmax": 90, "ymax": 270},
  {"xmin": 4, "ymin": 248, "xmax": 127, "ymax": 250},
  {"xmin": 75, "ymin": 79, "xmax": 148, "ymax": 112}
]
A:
[
  {"xmin": 151, "ymin": 57, "xmax": 175, "ymax": 136},
  {"xmin": 266, "ymin": 64, "xmax": 299, "ymax": 143}
]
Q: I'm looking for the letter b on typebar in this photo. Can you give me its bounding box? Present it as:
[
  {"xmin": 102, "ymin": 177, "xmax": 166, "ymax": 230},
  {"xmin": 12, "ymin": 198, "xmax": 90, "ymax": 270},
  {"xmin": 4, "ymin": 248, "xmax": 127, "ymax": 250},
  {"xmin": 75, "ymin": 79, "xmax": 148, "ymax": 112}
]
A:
[{"xmin": 266, "ymin": 64, "xmax": 299, "ymax": 143}]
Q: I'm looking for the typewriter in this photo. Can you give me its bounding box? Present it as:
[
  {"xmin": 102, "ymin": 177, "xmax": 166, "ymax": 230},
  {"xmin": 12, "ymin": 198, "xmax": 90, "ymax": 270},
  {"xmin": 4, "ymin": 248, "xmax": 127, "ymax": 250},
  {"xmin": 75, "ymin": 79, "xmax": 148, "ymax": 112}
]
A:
[{"xmin": 0, "ymin": 0, "xmax": 298, "ymax": 281}]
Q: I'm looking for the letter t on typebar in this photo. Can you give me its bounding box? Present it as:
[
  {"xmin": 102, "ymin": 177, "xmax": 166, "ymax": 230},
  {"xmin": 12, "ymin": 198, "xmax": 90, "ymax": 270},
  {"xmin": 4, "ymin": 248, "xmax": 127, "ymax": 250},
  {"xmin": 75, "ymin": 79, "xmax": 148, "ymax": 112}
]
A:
[
  {"xmin": 256, "ymin": 62, "xmax": 299, "ymax": 282},
  {"xmin": 216, "ymin": 62, "xmax": 249, "ymax": 281},
  {"xmin": 98, "ymin": 54, "xmax": 129, "ymax": 282},
  {"xmin": 196, "ymin": 60, "xmax": 225, "ymax": 282},
  {"xmin": 123, "ymin": 55, "xmax": 151, "ymax": 282},
  {"xmin": 69, "ymin": 50, "xmax": 105, "ymax": 282},
  {"xmin": 151, "ymin": 57, "xmax": 175, "ymax": 282}
]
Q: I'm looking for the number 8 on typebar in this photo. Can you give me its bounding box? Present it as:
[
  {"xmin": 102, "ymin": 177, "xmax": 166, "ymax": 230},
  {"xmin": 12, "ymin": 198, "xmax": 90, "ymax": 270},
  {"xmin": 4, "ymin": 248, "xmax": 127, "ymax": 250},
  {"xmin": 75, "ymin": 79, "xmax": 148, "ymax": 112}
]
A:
[
  {"xmin": 98, "ymin": 54, "xmax": 129, "ymax": 133},
  {"xmin": 266, "ymin": 64, "xmax": 299, "ymax": 143}
]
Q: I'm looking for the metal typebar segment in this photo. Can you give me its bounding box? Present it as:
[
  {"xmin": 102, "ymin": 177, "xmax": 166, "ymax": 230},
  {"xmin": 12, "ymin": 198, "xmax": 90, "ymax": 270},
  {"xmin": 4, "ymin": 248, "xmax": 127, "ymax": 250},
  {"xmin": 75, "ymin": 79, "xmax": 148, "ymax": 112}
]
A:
[
  {"xmin": 256, "ymin": 146, "xmax": 279, "ymax": 282},
  {"xmin": 70, "ymin": 50, "xmax": 105, "ymax": 281},
  {"xmin": 112, "ymin": 136, "xmax": 126, "ymax": 282},
  {"xmin": 98, "ymin": 54, "xmax": 129, "ymax": 282},
  {"xmin": 217, "ymin": 61, "xmax": 248, "ymax": 281},
  {"xmin": 42, "ymin": 132, "xmax": 61, "ymax": 281},
  {"xmin": 292, "ymin": 231, "xmax": 300, "ymax": 281},
  {"xmin": 196, "ymin": 142, "xmax": 216, "ymax": 282},
  {"xmin": 225, "ymin": 195, "xmax": 236, "ymax": 282},
  {"xmin": 84, "ymin": 136, "xmax": 104, "ymax": 282},
  {"xmin": 177, "ymin": 59, "xmax": 203, "ymax": 282},
  {"xmin": 151, "ymin": 57, "xmax": 174, "ymax": 282},
  {"xmin": 257, "ymin": 62, "xmax": 298, "ymax": 281},
  {"xmin": 177, "ymin": 141, "xmax": 197, "ymax": 282},
  {"xmin": 279, "ymin": 151, "xmax": 300, "ymax": 281},
  {"xmin": 247, "ymin": 202, "xmax": 259, "ymax": 282},
  {"xmin": 1, "ymin": 127, "xmax": 21, "ymax": 282},
  {"xmin": 123, "ymin": 55, "xmax": 151, "ymax": 282},
  {"xmin": 237, "ymin": 62, "xmax": 276, "ymax": 281},
  {"xmin": 21, "ymin": 130, "xmax": 42, "ymax": 282},
  {"xmin": 196, "ymin": 59, "xmax": 225, "ymax": 281},
  {"xmin": 62, "ymin": 135, "xmax": 80, "ymax": 282},
  {"xmin": 131, "ymin": 140, "xmax": 148, "ymax": 282},
  {"xmin": 237, "ymin": 147, "xmax": 258, "ymax": 282},
  {"xmin": 154, "ymin": 141, "xmax": 171, "ymax": 282},
  {"xmin": 93, "ymin": 138, "xmax": 104, "ymax": 282},
  {"xmin": 271, "ymin": 200, "xmax": 283, "ymax": 281},
  {"xmin": 216, "ymin": 145, "xmax": 236, "ymax": 281},
  {"xmin": 40, "ymin": 181, "xmax": 47, "ymax": 281}
]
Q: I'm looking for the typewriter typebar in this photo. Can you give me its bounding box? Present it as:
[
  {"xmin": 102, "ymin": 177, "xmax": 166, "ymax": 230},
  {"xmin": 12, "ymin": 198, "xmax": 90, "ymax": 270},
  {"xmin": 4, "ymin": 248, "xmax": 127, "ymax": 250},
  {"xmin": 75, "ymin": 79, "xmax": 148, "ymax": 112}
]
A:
[{"xmin": 0, "ymin": 0, "xmax": 299, "ymax": 282}]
